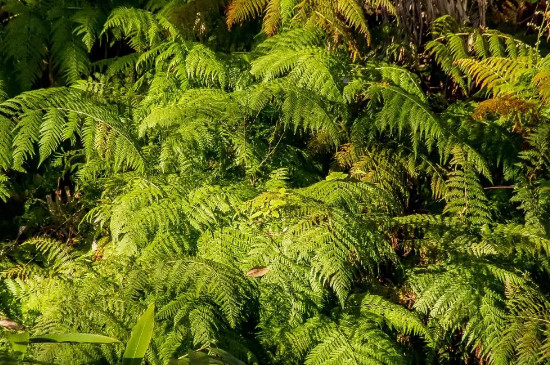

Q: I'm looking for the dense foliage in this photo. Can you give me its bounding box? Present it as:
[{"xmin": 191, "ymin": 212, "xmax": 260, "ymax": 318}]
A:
[{"xmin": 1, "ymin": 0, "xmax": 550, "ymax": 364}]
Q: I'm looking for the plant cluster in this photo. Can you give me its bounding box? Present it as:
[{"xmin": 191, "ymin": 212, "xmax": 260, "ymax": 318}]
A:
[{"xmin": 1, "ymin": 0, "xmax": 550, "ymax": 364}]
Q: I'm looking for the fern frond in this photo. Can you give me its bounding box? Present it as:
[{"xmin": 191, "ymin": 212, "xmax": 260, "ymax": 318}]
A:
[
  {"xmin": 368, "ymin": 83, "xmax": 443, "ymax": 152},
  {"xmin": 360, "ymin": 294, "xmax": 434, "ymax": 347},
  {"xmin": 103, "ymin": 7, "xmax": 178, "ymax": 50},
  {"xmin": 186, "ymin": 44, "xmax": 227, "ymax": 88},
  {"xmin": 12, "ymin": 110, "xmax": 42, "ymax": 170},
  {"xmin": 0, "ymin": 173, "xmax": 10, "ymax": 202},
  {"xmin": 303, "ymin": 314, "xmax": 406, "ymax": 365},
  {"xmin": 72, "ymin": 7, "xmax": 105, "ymax": 52},
  {"xmin": 1, "ymin": 3, "xmax": 47, "ymax": 90},
  {"xmin": 1, "ymin": 87, "xmax": 145, "ymax": 172},
  {"xmin": 163, "ymin": 258, "xmax": 254, "ymax": 328},
  {"xmin": 427, "ymin": 18, "xmax": 538, "ymax": 93},
  {"xmin": 227, "ymin": 0, "xmax": 393, "ymax": 46},
  {"xmin": 335, "ymin": 0, "xmax": 370, "ymax": 40},
  {"xmin": 263, "ymin": 0, "xmax": 282, "ymax": 36},
  {"xmin": 226, "ymin": 0, "xmax": 269, "ymax": 29},
  {"xmin": 39, "ymin": 108, "xmax": 66, "ymax": 164},
  {"xmin": 251, "ymin": 31, "xmax": 345, "ymax": 102},
  {"xmin": 248, "ymin": 79, "xmax": 343, "ymax": 147},
  {"xmin": 50, "ymin": 14, "xmax": 90, "ymax": 85},
  {"xmin": 456, "ymin": 57, "xmax": 533, "ymax": 96}
]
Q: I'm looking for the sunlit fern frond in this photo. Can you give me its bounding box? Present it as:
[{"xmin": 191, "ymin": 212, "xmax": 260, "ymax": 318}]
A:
[{"xmin": 227, "ymin": 0, "xmax": 395, "ymax": 46}]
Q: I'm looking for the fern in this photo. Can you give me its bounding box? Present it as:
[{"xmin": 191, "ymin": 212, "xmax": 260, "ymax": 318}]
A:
[
  {"xmin": 252, "ymin": 47, "xmax": 345, "ymax": 103},
  {"xmin": 72, "ymin": 7, "xmax": 106, "ymax": 52},
  {"xmin": 3, "ymin": 5, "xmax": 550, "ymax": 365},
  {"xmin": 0, "ymin": 87, "xmax": 145, "ymax": 173},
  {"xmin": 443, "ymin": 146, "xmax": 491, "ymax": 224},
  {"xmin": 1, "ymin": 2, "xmax": 48, "ymax": 90},
  {"xmin": 0, "ymin": 173, "xmax": 10, "ymax": 202},
  {"xmin": 227, "ymin": 0, "xmax": 395, "ymax": 46},
  {"xmin": 456, "ymin": 57, "xmax": 534, "ymax": 96},
  {"xmin": 103, "ymin": 7, "xmax": 178, "ymax": 51},
  {"xmin": 283, "ymin": 293, "xmax": 431, "ymax": 365},
  {"xmin": 226, "ymin": 0, "xmax": 269, "ymax": 29},
  {"xmin": 427, "ymin": 16, "xmax": 538, "ymax": 93},
  {"xmin": 186, "ymin": 44, "xmax": 228, "ymax": 88},
  {"xmin": 49, "ymin": 10, "xmax": 90, "ymax": 85}
]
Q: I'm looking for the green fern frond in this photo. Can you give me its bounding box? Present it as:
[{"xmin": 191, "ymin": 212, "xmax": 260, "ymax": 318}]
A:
[
  {"xmin": 50, "ymin": 14, "xmax": 90, "ymax": 85},
  {"xmin": 72, "ymin": 7, "xmax": 105, "ymax": 52},
  {"xmin": 368, "ymin": 83, "xmax": 443, "ymax": 152},
  {"xmin": 456, "ymin": 57, "xmax": 534, "ymax": 96},
  {"xmin": 0, "ymin": 173, "xmax": 10, "ymax": 202},
  {"xmin": 303, "ymin": 314, "xmax": 406, "ymax": 365},
  {"xmin": 252, "ymin": 31, "xmax": 345, "ymax": 102},
  {"xmin": 360, "ymin": 294, "xmax": 434, "ymax": 347},
  {"xmin": 248, "ymin": 80, "xmax": 343, "ymax": 147},
  {"xmin": 427, "ymin": 17, "xmax": 538, "ymax": 93},
  {"xmin": 1, "ymin": 3, "xmax": 47, "ymax": 90},
  {"xmin": 103, "ymin": 7, "xmax": 178, "ymax": 50},
  {"xmin": 335, "ymin": 0, "xmax": 370, "ymax": 40},
  {"xmin": 162, "ymin": 258, "xmax": 254, "ymax": 328},
  {"xmin": 186, "ymin": 44, "xmax": 227, "ymax": 88},
  {"xmin": 1, "ymin": 87, "xmax": 145, "ymax": 172}
]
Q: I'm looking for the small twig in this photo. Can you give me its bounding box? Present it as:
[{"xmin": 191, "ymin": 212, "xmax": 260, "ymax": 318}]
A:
[
  {"xmin": 483, "ymin": 185, "xmax": 515, "ymax": 190},
  {"xmin": 258, "ymin": 121, "xmax": 285, "ymax": 167}
]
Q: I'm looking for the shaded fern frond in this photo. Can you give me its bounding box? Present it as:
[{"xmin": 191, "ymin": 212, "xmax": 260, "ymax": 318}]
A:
[{"xmin": 103, "ymin": 7, "xmax": 178, "ymax": 50}]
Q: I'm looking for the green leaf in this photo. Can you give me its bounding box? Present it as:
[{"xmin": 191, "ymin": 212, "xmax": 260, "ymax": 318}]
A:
[
  {"xmin": 169, "ymin": 350, "xmax": 228, "ymax": 364},
  {"xmin": 189, "ymin": 351, "xmax": 210, "ymax": 365},
  {"xmin": 169, "ymin": 359, "xmax": 190, "ymax": 365},
  {"xmin": 6, "ymin": 332, "xmax": 29, "ymax": 359},
  {"xmin": 209, "ymin": 348, "xmax": 245, "ymax": 365},
  {"xmin": 122, "ymin": 303, "xmax": 155, "ymax": 365},
  {"xmin": 30, "ymin": 333, "xmax": 120, "ymax": 344}
]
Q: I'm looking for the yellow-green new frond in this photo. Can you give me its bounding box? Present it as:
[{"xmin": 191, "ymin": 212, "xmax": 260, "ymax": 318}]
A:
[
  {"xmin": 456, "ymin": 57, "xmax": 534, "ymax": 96},
  {"xmin": 186, "ymin": 44, "xmax": 228, "ymax": 88},
  {"xmin": 251, "ymin": 31, "xmax": 344, "ymax": 102}
]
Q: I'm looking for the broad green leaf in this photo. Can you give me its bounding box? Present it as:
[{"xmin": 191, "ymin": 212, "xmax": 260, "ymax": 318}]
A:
[
  {"xmin": 122, "ymin": 303, "xmax": 155, "ymax": 365},
  {"xmin": 209, "ymin": 348, "xmax": 245, "ymax": 365},
  {"xmin": 169, "ymin": 360, "xmax": 190, "ymax": 365},
  {"xmin": 189, "ymin": 351, "xmax": 210, "ymax": 365},
  {"xmin": 30, "ymin": 333, "xmax": 120, "ymax": 344},
  {"xmin": 7, "ymin": 331, "xmax": 29, "ymax": 359}
]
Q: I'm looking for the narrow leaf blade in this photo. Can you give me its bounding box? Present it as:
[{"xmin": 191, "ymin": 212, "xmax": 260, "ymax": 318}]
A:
[
  {"xmin": 122, "ymin": 303, "xmax": 155, "ymax": 365},
  {"xmin": 30, "ymin": 333, "xmax": 120, "ymax": 344}
]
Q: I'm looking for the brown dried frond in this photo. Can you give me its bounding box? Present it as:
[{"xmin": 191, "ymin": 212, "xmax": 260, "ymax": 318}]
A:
[{"xmin": 472, "ymin": 96, "xmax": 538, "ymax": 132}]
